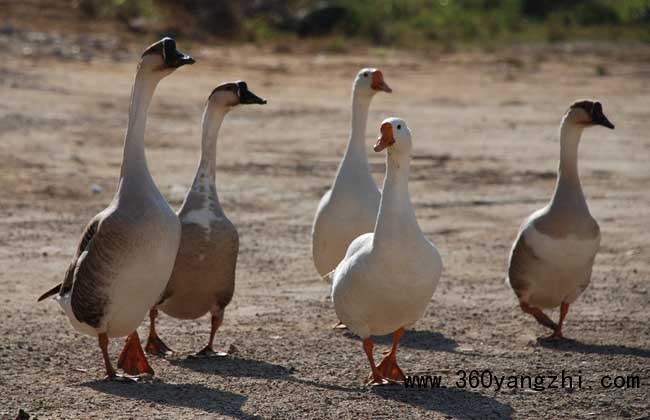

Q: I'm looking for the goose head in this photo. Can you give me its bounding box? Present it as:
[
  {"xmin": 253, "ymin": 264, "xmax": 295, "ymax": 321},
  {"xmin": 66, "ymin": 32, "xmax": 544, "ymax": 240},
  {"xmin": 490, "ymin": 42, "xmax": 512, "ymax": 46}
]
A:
[
  {"xmin": 207, "ymin": 81, "xmax": 267, "ymax": 112},
  {"xmin": 139, "ymin": 37, "xmax": 195, "ymax": 78},
  {"xmin": 374, "ymin": 117, "xmax": 411, "ymax": 155},
  {"xmin": 565, "ymin": 100, "xmax": 615, "ymax": 130},
  {"xmin": 354, "ymin": 68, "xmax": 392, "ymax": 96}
]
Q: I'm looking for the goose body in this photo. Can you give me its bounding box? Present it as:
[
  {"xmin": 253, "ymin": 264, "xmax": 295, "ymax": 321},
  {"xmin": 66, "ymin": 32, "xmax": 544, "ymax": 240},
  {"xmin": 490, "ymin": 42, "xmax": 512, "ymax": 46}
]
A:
[
  {"xmin": 331, "ymin": 118, "xmax": 442, "ymax": 385},
  {"xmin": 57, "ymin": 196, "xmax": 180, "ymax": 339},
  {"xmin": 508, "ymin": 207, "xmax": 600, "ymax": 309},
  {"xmin": 507, "ymin": 100, "xmax": 614, "ymax": 339},
  {"xmin": 333, "ymin": 229, "xmax": 441, "ymax": 338},
  {"xmin": 312, "ymin": 68, "xmax": 391, "ymax": 277},
  {"xmin": 38, "ymin": 38, "xmax": 194, "ymax": 378},
  {"xmin": 146, "ymin": 81, "xmax": 267, "ymax": 357}
]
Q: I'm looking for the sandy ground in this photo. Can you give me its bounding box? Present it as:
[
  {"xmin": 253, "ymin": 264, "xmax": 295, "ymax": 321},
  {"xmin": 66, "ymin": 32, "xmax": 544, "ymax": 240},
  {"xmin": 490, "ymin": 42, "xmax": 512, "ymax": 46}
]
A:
[{"xmin": 1, "ymin": 22, "xmax": 650, "ymax": 420}]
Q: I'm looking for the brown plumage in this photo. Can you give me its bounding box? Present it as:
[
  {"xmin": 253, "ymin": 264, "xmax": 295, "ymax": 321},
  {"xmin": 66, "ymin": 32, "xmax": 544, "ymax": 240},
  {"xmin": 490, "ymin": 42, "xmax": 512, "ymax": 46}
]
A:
[
  {"xmin": 36, "ymin": 37, "xmax": 193, "ymax": 379},
  {"xmin": 159, "ymin": 192, "xmax": 239, "ymax": 319},
  {"xmin": 145, "ymin": 80, "xmax": 265, "ymax": 357},
  {"xmin": 506, "ymin": 99, "xmax": 613, "ymax": 339}
]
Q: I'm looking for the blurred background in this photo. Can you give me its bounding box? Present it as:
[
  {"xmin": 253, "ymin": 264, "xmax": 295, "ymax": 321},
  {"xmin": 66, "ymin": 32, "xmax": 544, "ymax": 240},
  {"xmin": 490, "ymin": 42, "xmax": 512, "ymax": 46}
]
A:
[{"xmin": 3, "ymin": 0, "xmax": 650, "ymax": 53}]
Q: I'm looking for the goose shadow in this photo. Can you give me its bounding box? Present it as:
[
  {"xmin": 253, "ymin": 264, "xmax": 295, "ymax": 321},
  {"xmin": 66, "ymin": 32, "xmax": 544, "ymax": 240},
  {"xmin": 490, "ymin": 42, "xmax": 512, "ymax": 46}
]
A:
[
  {"xmin": 344, "ymin": 329, "xmax": 458, "ymax": 353},
  {"xmin": 373, "ymin": 385, "xmax": 513, "ymax": 420},
  {"xmin": 537, "ymin": 338, "xmax": 650, "ymax": 358},
  {"xmin": 170, "ymin": 355, "xmax": 293, "ymax": 379},
  {"xmin": 83, "ymin": 380, "xmax": 251, "ymax": 418},
  {"xmin": 170, "ymin": 356, "xmax": 353, "ymax": 393}
]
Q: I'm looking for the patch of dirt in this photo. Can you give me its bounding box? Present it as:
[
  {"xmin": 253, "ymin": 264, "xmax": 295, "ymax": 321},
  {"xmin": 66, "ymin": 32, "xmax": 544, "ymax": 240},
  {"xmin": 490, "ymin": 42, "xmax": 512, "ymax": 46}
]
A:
[{"xmin": 1, "ymin": 16, "xmax": 650, "ymax": 420}]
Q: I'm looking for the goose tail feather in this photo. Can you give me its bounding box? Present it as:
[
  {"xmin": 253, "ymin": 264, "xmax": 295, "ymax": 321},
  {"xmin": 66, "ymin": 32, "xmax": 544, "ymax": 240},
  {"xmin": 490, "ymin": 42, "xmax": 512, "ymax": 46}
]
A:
[
  {"xmin": 322, "ymin": 270, "xmax": 335, "ymax": 284},
  {"xmin": 37, "ymin": 283, "xmax": 62, "ymax": 302}
]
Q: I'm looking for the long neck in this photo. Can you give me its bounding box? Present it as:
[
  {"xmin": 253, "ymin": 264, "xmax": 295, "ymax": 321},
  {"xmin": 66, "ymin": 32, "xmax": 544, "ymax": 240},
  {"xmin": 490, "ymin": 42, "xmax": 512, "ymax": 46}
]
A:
[
  {"xmin": 193, "ymin": 104, "xmax": 227, "ymax": 186},
  {"xmin": 119, "ymin": 68, "xmax": 159, "ymax": 180},
  {"xmin": 334, "ymin": 89, "xmax": 373, "ymax": 184},
  {"xmin": 373, "ymin": 150, "xmax": 419, "ymax": 244},
  {"xmin": 550, "ymin": 116, "xmax": 586, "ymax": 209}
]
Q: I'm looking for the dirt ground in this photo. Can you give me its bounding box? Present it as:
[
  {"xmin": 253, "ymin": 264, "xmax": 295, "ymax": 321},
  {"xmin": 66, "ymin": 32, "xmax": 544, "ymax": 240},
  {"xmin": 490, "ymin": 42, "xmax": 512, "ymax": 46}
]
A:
[{"xmin": 2, "ymin": 14, "xmax": 650, "ymax": 420}]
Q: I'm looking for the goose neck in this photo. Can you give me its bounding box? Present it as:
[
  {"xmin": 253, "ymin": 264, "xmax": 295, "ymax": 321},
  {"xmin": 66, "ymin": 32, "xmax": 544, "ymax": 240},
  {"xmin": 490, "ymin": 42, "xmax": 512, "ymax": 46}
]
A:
[
  {"xmin": 195, "ymin": 104, "xmax": 228, "ymax": 184},
  {"xmin": 344, "ymin": 90, "xmax": 372, "ymax": 164},
  {"xmin": 120, "ymin": 68, "xmax": 159, "ymax": 180},
  {"xmin": 551, "ymin": 116, "xmax": 586, "ymax": 209},
  {"xmin": 373, "ymin": 151, "xmax": 418, "ymax": 244}
]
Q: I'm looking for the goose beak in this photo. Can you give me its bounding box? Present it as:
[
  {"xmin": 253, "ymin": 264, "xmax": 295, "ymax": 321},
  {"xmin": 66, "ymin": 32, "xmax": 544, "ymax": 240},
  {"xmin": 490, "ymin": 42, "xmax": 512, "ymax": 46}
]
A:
[
  {"xmin": 596, "ymin": 116, "xmax": 615, "ymax": 129},
  {"xmin": 371, "ymin": 70, "xmax": 392, "ymax": 93},
  {"xmin": 170, "ymin": 51, "xmax": 195, "ymax": 68},
  {"xmin": 374, "ymin": 122, "xmax": 395, "ymax": 152},
  {"xmin": 237, "ymin": 81, "xmax": 267, "ymax": 105},
  {"xmin": 592, "ymin": 102, "xmax": 614, "ymax": 129},
  {"xmin": 161, "ymin": 38, "xmax": 195, "ymax": 68},
  {"xmin": 594, "ymin": 113, "xmax": 615, "ymax": 129}
]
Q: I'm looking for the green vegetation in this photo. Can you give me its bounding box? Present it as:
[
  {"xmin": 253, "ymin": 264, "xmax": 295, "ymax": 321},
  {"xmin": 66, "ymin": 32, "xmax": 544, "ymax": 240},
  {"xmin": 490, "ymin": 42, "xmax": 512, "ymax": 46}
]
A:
[
  {"xmin": 81, "ymin": 0, "xmax": 650, "ymax": 46},
  {"xmin": 78, "ymin": 0, "xmax": 156, "ymax": 20}
]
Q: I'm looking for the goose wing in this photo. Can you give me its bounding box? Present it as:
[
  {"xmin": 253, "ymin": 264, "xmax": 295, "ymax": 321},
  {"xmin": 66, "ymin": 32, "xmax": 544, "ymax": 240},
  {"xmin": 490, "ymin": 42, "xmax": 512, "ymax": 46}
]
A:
[
  {"xmin": 507, "ymin": 232, "xmax": 541, "ymax": 300},
  {"xmin": 67, "ymin": 212, "xmax": 132, "ymax": 328},
  {"xmin": 37, "ymin": 217, "xmax": 99, "ymax": 302}
]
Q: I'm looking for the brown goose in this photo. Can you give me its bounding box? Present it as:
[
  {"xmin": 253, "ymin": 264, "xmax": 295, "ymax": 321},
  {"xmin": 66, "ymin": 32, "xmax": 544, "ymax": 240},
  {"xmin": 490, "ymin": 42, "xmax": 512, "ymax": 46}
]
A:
[
  {"xmin": 145, "ymin": 81, "xmax": 266, "ymax": 357},
  {"xmin": 507, "ymin": 100, "xmax": 614, "ymax": 339},
  {"xmin": 38, "ymin": 38, "xmax": 194, "ymax": 379}
]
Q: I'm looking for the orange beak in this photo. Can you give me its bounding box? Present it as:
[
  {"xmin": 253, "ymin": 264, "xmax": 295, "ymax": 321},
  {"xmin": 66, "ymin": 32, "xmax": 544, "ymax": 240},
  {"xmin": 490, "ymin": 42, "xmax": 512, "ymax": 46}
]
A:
[
  {"xmin": 374, "ymin": 122, "xmax": 395, "ymax": 152},
  {"xmin": 371, "ymin": 70, "xmax": 392, "ymax": 93}
]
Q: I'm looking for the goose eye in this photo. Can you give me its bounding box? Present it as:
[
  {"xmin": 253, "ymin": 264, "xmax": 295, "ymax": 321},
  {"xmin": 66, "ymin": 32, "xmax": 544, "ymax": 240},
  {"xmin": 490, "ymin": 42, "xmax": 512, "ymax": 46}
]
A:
[
  {"xmin": 363, "ymin": 72, "xmax": 368, "ymax": 77},
  {"xmin": 397, "ymin": 124, "xmax": 401, "ymax": 130}
]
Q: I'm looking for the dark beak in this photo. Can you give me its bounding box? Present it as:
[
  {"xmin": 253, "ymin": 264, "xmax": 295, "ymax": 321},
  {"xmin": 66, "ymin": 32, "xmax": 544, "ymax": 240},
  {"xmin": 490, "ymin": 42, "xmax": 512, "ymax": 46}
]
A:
[
  {"xmin": 592, "ymin": 102, "xmax": 615, "ymax": 129},
  {"xmin": 162, "ymin": 38, "xmax": 195, "ymax": 68},
  {"xmin": 237, "ymin": 81, "xmax": 267, "ymax": 105},
  {"xmin": 594, "ymin": 114, "xmax": 615, "ymax": 129},
  {"xmin": 169, "ymin": 50, "xmax": 195, "ymax": 68}
]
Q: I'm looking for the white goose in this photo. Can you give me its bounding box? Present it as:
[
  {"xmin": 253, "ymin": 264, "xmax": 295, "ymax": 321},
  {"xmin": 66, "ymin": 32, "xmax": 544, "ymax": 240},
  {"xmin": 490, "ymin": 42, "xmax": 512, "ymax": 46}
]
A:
[
  {"xmin": 311, "ymin": 68, "xmax": 392, "ymax": 278},
  {"xmin": 507, "ymin": 100, "xmax": 614, "ymax": 339},
  {"xmin": 145, "ymin": 81, "xmax": 267, "ymax": 357},
  {"xmin": 38, "ymin": 38, "xmax": 194, "ymax": 379},
  {"xmin": 330, "ymin": 118, "xmax": 442, "ymax": 386}
]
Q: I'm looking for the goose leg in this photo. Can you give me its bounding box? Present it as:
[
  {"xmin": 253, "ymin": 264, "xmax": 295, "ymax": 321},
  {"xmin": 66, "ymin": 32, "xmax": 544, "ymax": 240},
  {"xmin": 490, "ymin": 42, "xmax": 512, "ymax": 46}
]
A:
[
  {"xmin": 375, "ymin": 327, "xmax": 405, "ymax": 382},
  {"xmin": 520, "ymin": 302, "xmax": 558, "ymax": 331},
  {"xmin": 117, "ymin": 331, "xmax": 155, "ymax": 376},
  {"xmin": 99, "ymin": 333, "xmax": 136, "ymax": 382},
  {"xmin": 548, "ymin": 302, "xmax": 569, "ymax": 340},
  {"xmin": 193, "ymin": 304, "xmax": 227, "ymax": 358},
  {"xmin": 145, "ymin": 308, "xmax": 173, "ymax": 356},
  {"xmin": 99, "ymin": 333, "xmax": 117, "ymax": 378},
  {"xmin": 363, "ymin": 337, "xmax": 399, "ymax": 386}
]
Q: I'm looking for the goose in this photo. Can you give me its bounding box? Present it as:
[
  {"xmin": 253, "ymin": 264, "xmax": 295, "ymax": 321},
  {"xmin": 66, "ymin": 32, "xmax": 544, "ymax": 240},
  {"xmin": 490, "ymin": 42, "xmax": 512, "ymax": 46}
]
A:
[
  {"xmin": 37, "ymin": 37, "xmax": 194, "ymax": 379},
  {"xmin": 311, "ymin": 68, "xmax": 392, "ymax": 278},
  {"xmin": 507, "ymin": 100, "xmax": 614, "ymax": 339},
  {"xmin": 329, "ymin": 118, "xmax": 442, "ymax": 386},
  {"xmin": 145, "ymin": 81, "xmax": 267, "ymax": 357}
]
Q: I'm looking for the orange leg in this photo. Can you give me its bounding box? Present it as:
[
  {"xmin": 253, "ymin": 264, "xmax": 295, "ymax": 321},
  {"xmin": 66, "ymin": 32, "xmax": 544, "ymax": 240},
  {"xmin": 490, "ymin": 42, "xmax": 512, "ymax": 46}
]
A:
[
  {"xmin": 193, "ymin": 305, "xmax": 227, "ymax": 358},
  {"xmin": 145, "ymin": 308, "xmax": 173, "ymax": 356},
  {"xmin": 98, "ymin": 333, "xmax": 117, "ymax": 378},
  {"xmin": 362, "ymin": 337, "xmax": 400, "ymax": 386},
  {"xmin": 520, "ymin": 302, "xmax": 558, "ymax": 331},
  {"xmin": 117, "ymin": 331, "xmax": 155, "ymax": 376},
  {"xmin": 548, "ymin": 302, "xmax": 569, "ymax": 340},
  {"xmin": 375, "ymin": 328, "xmax": 405, "ymax": 382}
]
